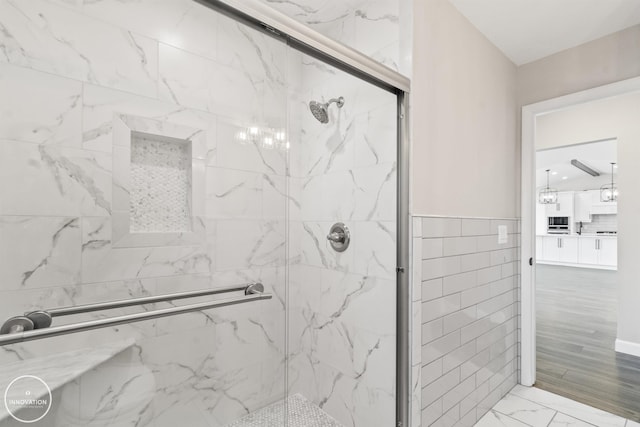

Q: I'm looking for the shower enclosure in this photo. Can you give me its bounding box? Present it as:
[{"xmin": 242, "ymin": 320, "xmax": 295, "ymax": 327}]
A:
[{"xmin": 0, "ymin": 0, "xmax": 410, "ymax": 426}]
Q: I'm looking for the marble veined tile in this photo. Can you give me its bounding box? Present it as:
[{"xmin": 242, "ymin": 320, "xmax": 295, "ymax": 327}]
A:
[
  {"xmin": 0, "ymin": 0, "xmax": 158, "ymax": 97},
  {"xmin": 82, "ymin": 83, "xmax": 217, "ymax": 155},
  {"xmin": 298, "ymin": 104, "xmax": 356, "ymax": 177},
  {"xmin": 82, "ymin": 0, "xmax": 219, "ymax": 61},
  {"xmin": 351, "ymin": 221, "xmax": 396, "ymax": 280},
  {"xmin": 262, "ymin": 0, "xmax": 352, "ymax": 28},
  {"xmin": 206, "ymin": 167, "xmax": 262, "ymax": 219},
  {"xmin": 212, "ymin": 219, "xmax": 285, "ymax": 271},
  {"xmin": 0, "ymin": 216, "xmax": 81, "ymax": 290},
  {"xmin": 299, "ymin": 172, "xmax": 357, "ymax": 221},
  {"xmin": 0, "ymin": 141, "xmax": 112, "ymax": 216},
  {"xmin": 151, "ymin": 402, "xmax": 214, "ymax": 427},
  {"xmin": 304, "ymin": 3, "xmax": 356, "ymax": 49},
  {"xmin": 158, "ymin": 43, "xmax": 215, "ymax": 113},
  {"xmin": 493, "ymin": 393, "xmax": 557, "ymax": 426},
  {"xmin": 369, "ymin": 39, "xmax": 401, "ymax": 73},
  {"xmin": 48, "ymin": 0, "xmax": 83, "ymax": 10},
  {"xmin": 262, "ymin": 174, "xmax": 290, "ymax": 220},
  {"xmin": 352, "ymin": 162, "xmax": 397, "ymax": 221},
  {"xmin": 140, "ymin": 328, "xmax": 280, "ymax": 426},
  {"xmin": 549, "ymin": 412, "xmax": 599, "ymax": 427},
  {"xmin": 57, "ymin": 354, "xmax": 155, "ymax": 426},
  {"xmin": 303, "ymin": 63, "xmax": 396, "ymax": 118},
  {"xmin": 314, "ymin": 270, "xmax": 395, "ymax": 335},
  {"xmin": 293, "ymin": 221, "xmax": 355, "ymax": 272},
  {"xmin": 158, "ymin": 43, "xmax": 265, "ymax": 121},
  {"xmin": 314, "ymin": 360, "xmax": 395, "ymax": 427},
  {"xmin": 305, "ymin": 302, "xmax": 392, "ymax": 372},
  {"xmin": 214, "ymin": 118, "xmax": 287, "ymax": 176},
  {"xmin": 0, "ymin": 339, "xmax": 135, "ymax": 422},
  {"xmin": 0, "ymin": 63, "xmax": 81, "ymax": 146},
  {"xmin": 81, "ymin": 217, "xmax": 211, "ymax": 283},
  {"xmin": 353, "ymin": 0, "xmax": 399, "ymax": 61},
  {"xmin": 510, "ymin": 385, "xmax": 627, "ymax": 427},
  {"xmin": 476, "ymin": 409, "xmax": 530, "ymax": 427},
  {"xmin": 217, "ymin": 12, "xmax": 286, "ymax": 86},
  {"xmin": 354, "ymin": 100, "xmax": 397, "ymax": 169}
]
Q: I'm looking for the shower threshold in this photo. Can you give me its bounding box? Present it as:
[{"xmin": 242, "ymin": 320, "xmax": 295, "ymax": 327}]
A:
[{"xmin": 226, "ymin": 394, "xmax": 344, "ymax": 427}]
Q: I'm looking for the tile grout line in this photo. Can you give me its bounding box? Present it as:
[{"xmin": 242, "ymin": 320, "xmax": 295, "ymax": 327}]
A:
[{"xmin": 546, "ymin": 410, "xmax": 559, "ymax": 427}]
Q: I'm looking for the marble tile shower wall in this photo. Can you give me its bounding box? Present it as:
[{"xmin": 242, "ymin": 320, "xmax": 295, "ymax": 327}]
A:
[
  {"xmin": 285, "ymin": 50, "xmax": 398, "ymax": 427},
  {"xmin": 412, "ymin": 217, "xmax": 521, "ymax": 427},
  {"xmin": 0, "ymin": 0, "xmax": 289, "ymax": 425},
  {"xmin": 260, "ymin": 0, "xmax": 407, "ymax": 74}
]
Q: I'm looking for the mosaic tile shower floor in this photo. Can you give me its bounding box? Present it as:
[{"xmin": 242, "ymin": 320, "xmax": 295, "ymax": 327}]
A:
[{"xmin": 226, "ymin": 394, "xmax": 344, "ymax": 427}]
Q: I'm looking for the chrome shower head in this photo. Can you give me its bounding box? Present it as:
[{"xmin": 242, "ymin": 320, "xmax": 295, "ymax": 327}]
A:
[{"xmin": 309, "ymin": 96, "xmax": 345, "ymax": 124}]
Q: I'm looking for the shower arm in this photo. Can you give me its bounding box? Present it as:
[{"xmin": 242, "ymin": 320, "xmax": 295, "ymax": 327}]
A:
[{"xmin": 326, "ymin": 97, "xmax": 345, "ymax": 108}]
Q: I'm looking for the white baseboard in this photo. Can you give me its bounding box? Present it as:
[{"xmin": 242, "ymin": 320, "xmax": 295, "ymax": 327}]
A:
[
  {"xmin": 615, "ymin": 339, "xmax": 640, "ymax": 357},
  {"xmin": 536, "ymin": 260, "xmax": 616, "ymax": 271}
]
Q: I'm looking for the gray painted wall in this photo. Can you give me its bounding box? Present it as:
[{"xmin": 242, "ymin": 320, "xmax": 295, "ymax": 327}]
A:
[{"xmin": 411, "ymin": 0, "xmax": 518, "ymax": 218}]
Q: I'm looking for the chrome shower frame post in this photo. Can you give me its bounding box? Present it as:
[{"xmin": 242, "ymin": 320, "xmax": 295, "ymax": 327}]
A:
[
  {"xmin": 396, "ymin": 91, "xmax": 411, "ymax": 427},
  {"xmin": 196, "ymin": 1, "xmax": 412, "ymax": 425}
]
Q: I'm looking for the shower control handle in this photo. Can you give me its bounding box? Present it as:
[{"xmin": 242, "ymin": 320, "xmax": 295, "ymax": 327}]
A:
[
  {"xmin": 327, "ymin": 231, "xmax": 345, "ymax": 243},
  {"xmin": 327, "ymin": 223, "xmax": 351, "ymax": 253}
]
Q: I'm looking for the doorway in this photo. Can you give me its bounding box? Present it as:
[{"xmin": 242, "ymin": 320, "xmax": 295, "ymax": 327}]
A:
[{"xmin": 521, "ymin": 79, "xmax": 640, "ymax": 421}]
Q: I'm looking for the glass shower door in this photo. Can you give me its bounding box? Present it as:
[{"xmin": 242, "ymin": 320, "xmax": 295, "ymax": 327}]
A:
[
  {"xmin": 286, "ymin": 49, "xmax": 398, "ymax": 427},
  {"xmin": 0, "ymin": 0, "xmax": 403, "ymax": 425},
  {"xmin": 0, "ymin": 1, "xmax": 288, "ymax": 425}
]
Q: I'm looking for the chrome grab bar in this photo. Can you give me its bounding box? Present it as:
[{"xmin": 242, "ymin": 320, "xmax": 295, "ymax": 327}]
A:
[
  {"xmin": 47, "ymin": 284, "xmax": 260, "ymax": 319},
  {"xmin": 0, "ymin": 283, "xmax": 270, "ymax": 346}
]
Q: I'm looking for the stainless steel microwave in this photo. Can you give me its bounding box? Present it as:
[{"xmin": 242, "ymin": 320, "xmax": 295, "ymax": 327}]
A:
[
  {"xmin": 548, "ymin": 217, "xmax": 569, "ymax": 226},
  {"xmin": 548, "ymin": 216, "xmax": 569, "ymax": 234}
]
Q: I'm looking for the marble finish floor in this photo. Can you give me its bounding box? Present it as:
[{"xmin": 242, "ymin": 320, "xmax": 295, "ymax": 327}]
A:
[
  {"xmin": 476, "ymin": 385, "xmax": 640, "ymax": 427},
  {"xmin": 226, "ymin": 394, "xmax": 344, "ymax": 427}
]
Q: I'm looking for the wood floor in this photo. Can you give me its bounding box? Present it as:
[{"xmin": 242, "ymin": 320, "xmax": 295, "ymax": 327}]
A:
[{"xmin": 536, "ymin": 264, "xmax": 640, "ymax": 422}]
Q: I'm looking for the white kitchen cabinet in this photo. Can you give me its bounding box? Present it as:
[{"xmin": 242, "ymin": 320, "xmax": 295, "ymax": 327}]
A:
[
  {"xmin": 598, "ymin": 238, "xmax": 617, "ymax": 267},
  {"xmin": 540, "ymin": 236, "xmax": 578, "ymax": 263},
  {"xmin": 545, "ymin": 192, "xmax": 574, "ymax": 217},
  {"xmin": 578, "ymin": 236, "xmax": 617, "ymax": 267},
  {"xmin": 541, "ymin": 236, "xmax": 560, "ymax": 261},
  {"xmin": 578, "ymin": 237, "xmax": 599, "ymax": 265},
  {"xmin": 591, "ymin": 204, "xmax": 617, "ymax": 215},
  {"xmin": 539, "ymin": 235, "xmax": 615, "ymax": 268},
  {"xmin": 589, "ymin": 189, "xmax": 617, "ymax": 215},
  {"xmin": 558, "ymin": 237, "xmax": 578, "ymax": 263},
  {"xmin": 574, "ymin": 191, "xmax": 592, "ymax": 223}
]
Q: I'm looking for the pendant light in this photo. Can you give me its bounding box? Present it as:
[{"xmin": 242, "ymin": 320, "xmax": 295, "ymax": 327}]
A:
[
  {"xmin": 538, "ymin": 169, "xmax": 558, "ymax": 204},
  {"xmin": 600, "ymin": 162, "xmax": 618, "ymax": 202}
]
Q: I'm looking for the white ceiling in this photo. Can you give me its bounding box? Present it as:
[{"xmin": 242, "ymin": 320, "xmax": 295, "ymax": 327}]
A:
[
  {"xmin": 447, "ymin": 0, "xmax": 640, "ymax": 65},
  {"xmin": 536, "ymin": 139, "xmax": 617, "ymax": 188}
]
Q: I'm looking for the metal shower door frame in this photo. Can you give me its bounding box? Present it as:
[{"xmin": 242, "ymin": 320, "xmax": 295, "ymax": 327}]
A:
[{"xmin": 196, "ymin": 1, "xmax": 412, "ymax": 425}]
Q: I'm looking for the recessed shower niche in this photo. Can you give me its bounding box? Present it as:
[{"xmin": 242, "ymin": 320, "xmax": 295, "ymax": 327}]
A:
[
  {"xmin": 112, "ymin": 114, "xmax": 206, "ymax": 247},
  {"xmin": 130, "ymin": 132, "xmax": 191, "ymax": 233}
]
